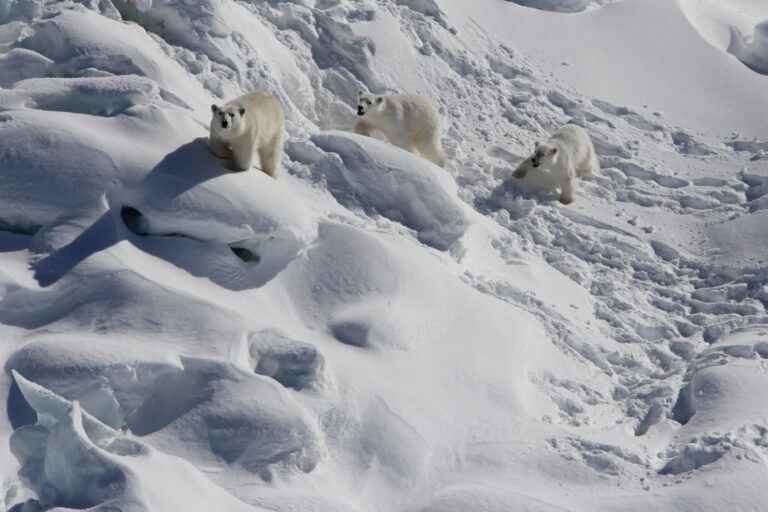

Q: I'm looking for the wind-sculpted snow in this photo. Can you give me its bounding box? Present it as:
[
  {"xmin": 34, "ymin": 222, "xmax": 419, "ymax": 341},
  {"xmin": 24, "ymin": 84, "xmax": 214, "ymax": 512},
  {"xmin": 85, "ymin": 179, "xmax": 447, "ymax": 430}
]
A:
[
  {"xmin": 128, "ymin": 357, "xmax": 323, "ymax": 477},
  {"xmin": 6, "ymin": 337, "xmax": 183, "ymax": 429},
  {"xmin": 502, "ymin": 0, "xmax": 620, "ymax": 13},
  {"xmin": 20, "ymin": 9, "xmax": 208, "ymax": 111},
  {"xmin": 0, "ymin": 75, "xmax": 162, "ymax": 115},
  {"xmin": 0, "ymin": 107, "xmax": 197, "ymax": 233},
  {"xmin": 310, "ymin": 132, "xmax": 469, "ymax": 250},
  {"xmin": 729, "ymin": 21, "xmax": 768, "ymax": 75},
  {"xmin": 8, "ymin": 374, "xmax": 267, "ymax": 512},
  {"xmin": 677, "ymin": 0, "xmax": 768, "ymax": 77}
]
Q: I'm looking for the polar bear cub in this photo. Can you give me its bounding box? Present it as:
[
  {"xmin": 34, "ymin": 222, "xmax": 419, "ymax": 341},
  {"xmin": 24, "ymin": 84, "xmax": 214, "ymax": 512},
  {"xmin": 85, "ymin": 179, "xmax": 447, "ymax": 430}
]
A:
[
  {"xmin": 209, "ymin": 92, "xmax": 285, "ymax": 177},
  {"xmin": 354, "ymin": 91, "xmax": 447, "ymax": 167},
  {"xmin": 513, "ymin": 124, "xmax": 599, "ymax": 204}
]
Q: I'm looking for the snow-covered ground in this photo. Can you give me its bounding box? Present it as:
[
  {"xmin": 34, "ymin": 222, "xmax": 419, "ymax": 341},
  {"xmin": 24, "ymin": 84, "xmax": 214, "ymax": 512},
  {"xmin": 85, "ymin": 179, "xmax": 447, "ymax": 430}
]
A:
[{"xmin": 1, "ymin": 0, "xmax": 768, "ymax": 511}]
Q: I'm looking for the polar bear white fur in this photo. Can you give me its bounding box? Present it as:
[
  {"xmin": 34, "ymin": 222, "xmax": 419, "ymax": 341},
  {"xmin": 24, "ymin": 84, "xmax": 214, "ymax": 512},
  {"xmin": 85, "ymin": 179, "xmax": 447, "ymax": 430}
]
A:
[
  {"xmin": 354, "ymin": 91, "xmax": 447, "ymax": 167},
  {"xmin": 209, "ymin": 92, "xmax": 285, "ymax": 177},
  {"xmin": 513, "ymin": 124, "xmax": 599, "ymax": 204}
]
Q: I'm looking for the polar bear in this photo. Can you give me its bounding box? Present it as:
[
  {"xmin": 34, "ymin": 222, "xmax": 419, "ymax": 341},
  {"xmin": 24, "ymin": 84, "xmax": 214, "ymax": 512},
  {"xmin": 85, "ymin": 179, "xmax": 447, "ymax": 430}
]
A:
[
  {"xmin": 513, "ymin": 124, "xmax": 599, "ymax": 204},
  {"xmin": 354, "ymin": 91, "xmax": 447, "ymax": 167},
  {"xmin": 209, "ymin": 92, "xmax": 285, "ymax": 177}
]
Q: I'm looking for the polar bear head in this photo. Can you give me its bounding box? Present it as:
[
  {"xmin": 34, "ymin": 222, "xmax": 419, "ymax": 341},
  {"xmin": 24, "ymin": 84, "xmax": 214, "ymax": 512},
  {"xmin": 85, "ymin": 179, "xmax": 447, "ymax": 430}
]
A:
[
  {"xmin": 513, "ymin": 142, "xmax": 558, "ymax": 179},
  {"xmin": 356, "ymin": 91, "xmax": 384, "ymax": 116},
  {"xmin": 531, "ymin": 141, "xmax": 558, "ymax": 168},
  {"xmin": 210, "ymin": 103, "xmax": 248, "ymax": 140}
]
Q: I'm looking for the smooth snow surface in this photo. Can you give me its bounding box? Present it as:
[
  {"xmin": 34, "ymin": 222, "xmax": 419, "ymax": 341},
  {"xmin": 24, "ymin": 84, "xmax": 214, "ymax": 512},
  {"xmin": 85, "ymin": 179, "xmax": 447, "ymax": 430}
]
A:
[{"xmin": 1, "ymin": 0, "xmax": 768, "ymax": 511}]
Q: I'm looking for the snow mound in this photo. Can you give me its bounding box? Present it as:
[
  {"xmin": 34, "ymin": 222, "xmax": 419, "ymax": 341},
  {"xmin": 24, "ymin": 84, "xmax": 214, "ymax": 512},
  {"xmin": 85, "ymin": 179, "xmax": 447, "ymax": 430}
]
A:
[
  {"xmin": 0, "ymin": 107, "xmax": 197, "ymax": 234},
  {"xmin": 286, "ymin": 222, "xmax": 403, "ymax": 350},
  {"xmin": 20, "ymin": 8, "xmax": 208, "ymax": 111},
  {"xmin": 129, "ymin": 357, "xmax": 323, "ymax": 477},
  {"xmin": 9, "ymin": 373, "xmax": 264, "ymax": 511},
  {"xmin": 729, "ymin": 20, "xmax": 768, "ymax": 75},
  {"xmin": 309, "ymin": 132, "xmax": 469, "ymax": 250},
  {"xmin": 6, "ymin": 336, "xmax": 182, "ymax": 429},
  {"xmin": 118, "ymin": 141, "xmax": 318, "ymax": 289},
  {"xmin": 503, "ymin": 0, "xmax": 618, "ymax": 13},
  {"xmin": 0, "ymin": 48, "xmax": 52, "ymax": 88},
  {"xmin": 677, "ymin": 0, "xmax": 768, "ymax": 75},
  {"xmin": 0, "ymin": 75, "xmax": 162, "ymax": 115}
]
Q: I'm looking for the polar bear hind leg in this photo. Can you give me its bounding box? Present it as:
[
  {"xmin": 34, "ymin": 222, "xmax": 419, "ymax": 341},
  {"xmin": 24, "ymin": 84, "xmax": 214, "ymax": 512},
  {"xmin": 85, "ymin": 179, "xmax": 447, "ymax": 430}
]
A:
[
  {"xmin": 577, "ymin": 148, "xmax": 599, "ymax": 177},
  {"xmin": 418, "ymin": 135, "xmax": 447, "ymax": 168},
  {"xmin": 258, "ymin": 132, "xmax": 283, "ymax": 178}
]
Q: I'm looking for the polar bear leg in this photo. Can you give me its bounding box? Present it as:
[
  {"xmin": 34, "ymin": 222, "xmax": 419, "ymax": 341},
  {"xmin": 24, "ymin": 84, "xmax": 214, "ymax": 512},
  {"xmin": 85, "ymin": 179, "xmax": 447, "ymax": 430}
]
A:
[
  {"xmin": 559, "ymin": 177, "xmax": 576, "ymax": 205},
  {"xmin": 418, "ymin": 137, "xmax": 447, "ymax": 168},
  {"xmin": 354, "ymin": 120, "xmax": 375, "ymax": 137},
  {"xmin": 577, "ymin": 149, "xmax": 599, "ymax": 177},
  {"xmin": 258, "ymin": 132, "xmax": 283, "ymax": 178},
  {"xmin": 209, "ymin": 138, "xmax": 231, "ymax": 159},
  {"xmin": 230, "ymin": 137, "xmax": 255, "ymax": 172}
]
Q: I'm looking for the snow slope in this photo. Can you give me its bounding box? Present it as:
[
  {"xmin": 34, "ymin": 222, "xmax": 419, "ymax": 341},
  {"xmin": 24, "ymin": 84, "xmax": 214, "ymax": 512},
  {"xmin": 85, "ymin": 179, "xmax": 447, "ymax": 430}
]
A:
[{"xmin": 1, "ymin": 0, "xmax": 768, "ymax": 511}]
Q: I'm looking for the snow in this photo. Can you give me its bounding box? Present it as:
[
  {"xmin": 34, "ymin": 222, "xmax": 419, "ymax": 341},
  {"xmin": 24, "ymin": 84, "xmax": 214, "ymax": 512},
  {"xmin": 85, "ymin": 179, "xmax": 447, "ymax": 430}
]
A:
[{"xmin": 2, "ymin": 0, "xmax": 768, "ymax": 511}]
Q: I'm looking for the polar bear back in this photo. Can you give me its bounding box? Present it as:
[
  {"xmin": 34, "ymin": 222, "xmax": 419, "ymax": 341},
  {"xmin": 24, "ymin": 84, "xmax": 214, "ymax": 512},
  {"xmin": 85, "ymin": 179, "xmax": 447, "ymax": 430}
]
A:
[
  {"xmin": 387, "ymin": 94, "xmax": 440, "ymax": 135},
  {"xmin": 237, "ymin": 92, "xmax": 284, "ymax": 142},
  {"xmin": 549, "ymin": 124, "xmax": 595, "ymax": 172}
]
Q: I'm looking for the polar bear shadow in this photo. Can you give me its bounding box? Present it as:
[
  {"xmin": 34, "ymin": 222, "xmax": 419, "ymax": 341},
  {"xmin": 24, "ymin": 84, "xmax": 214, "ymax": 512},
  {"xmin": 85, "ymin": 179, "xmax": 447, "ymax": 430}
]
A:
[
  {"xmin": 139, "ymin": 137, "xmax": 227, "ymax": 200},
  {"xmin": 32, "ymin": 138, "xmax": 296, "ymax": 291},
  {"xmin": 31, "ymin": 139, "xmax": 227, "ymax": 287}
]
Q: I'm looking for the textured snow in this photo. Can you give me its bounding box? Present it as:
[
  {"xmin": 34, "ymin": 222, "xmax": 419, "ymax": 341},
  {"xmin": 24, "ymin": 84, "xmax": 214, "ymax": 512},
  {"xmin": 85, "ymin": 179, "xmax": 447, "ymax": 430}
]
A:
[{"xmin": 1, "ymin": 0, "xmax": 768, "ymax": 511}]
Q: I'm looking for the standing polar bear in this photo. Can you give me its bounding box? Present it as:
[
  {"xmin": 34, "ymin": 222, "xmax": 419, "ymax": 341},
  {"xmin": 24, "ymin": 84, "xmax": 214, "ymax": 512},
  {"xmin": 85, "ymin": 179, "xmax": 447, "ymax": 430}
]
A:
[
  {"xmin": 513, "ymin": 124, "xmax": 599, "ymax": 204},
  {"xmin": 354, "ymin": 91, "xmax": 447, "ymax": 168},
  {"xmin": 209, "ymin": 92, "xmax": 285, "ymax": 177}
]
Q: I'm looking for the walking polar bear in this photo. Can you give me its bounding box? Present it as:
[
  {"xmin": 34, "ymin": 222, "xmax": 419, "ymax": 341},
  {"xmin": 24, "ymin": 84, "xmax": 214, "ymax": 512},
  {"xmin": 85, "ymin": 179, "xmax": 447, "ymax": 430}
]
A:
[
  {"xmin": 209, "ymin": 92, "xmax": 285, "ymax": 177},
  {"xmin": 513, "ymin": 124, "xmax": 599, "ymax": 204},
  {"xmin": 354, "ymin": 91, "xmax": 447, "ymax": 168}
]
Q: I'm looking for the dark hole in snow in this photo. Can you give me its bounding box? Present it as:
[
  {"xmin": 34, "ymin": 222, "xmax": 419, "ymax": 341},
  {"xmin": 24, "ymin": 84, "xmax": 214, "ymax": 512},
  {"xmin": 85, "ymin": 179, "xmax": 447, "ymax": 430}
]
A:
[
  {"xmin": 120, "ymin": 206, "xmax": 149, "ymax": 235},
  {"xmin": 671, "ymin": 384, "xmax": 695, "ymax": 425},
  {"xmin": 230, "ymin": 246, "xmax": 260, "ymax": 263},
  {"xmin": 330, "ymin": 321, "xmax": 370, "ymax": 348},
  {"xmin": 7, "ymin": 376, "xmax": 37, "ymax": 429}
]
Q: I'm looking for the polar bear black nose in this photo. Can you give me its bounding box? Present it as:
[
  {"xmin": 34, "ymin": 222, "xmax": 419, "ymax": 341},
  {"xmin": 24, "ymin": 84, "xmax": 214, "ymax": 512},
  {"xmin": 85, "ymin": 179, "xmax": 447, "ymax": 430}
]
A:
[
  {"xmin": 222, "ymin": 120, "xmax": 229, "ymax": 128},
  {"xmin": 357, "ymin": 106, "xmax": 365, "ymax": 116}
]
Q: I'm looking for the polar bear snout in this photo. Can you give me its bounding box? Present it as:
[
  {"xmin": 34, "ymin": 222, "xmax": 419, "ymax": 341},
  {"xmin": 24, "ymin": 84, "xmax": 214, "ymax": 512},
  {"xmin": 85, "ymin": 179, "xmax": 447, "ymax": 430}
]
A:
[
  {"xmin": 513, "ymin": 166, "xmax": 529, "ymax": 179},
  {"xmin": 357, "ymin": 106, "xmax": 365, "ymax": 116}
]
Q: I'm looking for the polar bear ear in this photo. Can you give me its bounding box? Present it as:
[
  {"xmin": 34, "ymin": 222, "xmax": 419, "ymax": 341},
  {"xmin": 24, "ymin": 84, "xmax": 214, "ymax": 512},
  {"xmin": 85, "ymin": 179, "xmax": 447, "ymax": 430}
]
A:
[
  {"xmin": 211, "ymin": 104, "xmax": 219, "ymax": 114},
  {"xmin": 534, "ymin": 141, "xmax": 540, "ymax": 149},
  {"xmin": 239, "ymin": 107, "xmax": 245, "ymax": 116}
]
